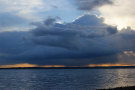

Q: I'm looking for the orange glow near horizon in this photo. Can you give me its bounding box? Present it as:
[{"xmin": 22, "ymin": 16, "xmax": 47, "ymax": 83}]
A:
[
  {"xmin": 88, "ymin": 64, "xmax": 135, "ymax": 67},
  {"xmin": 41, "ymin": 65, "xmax": 65, "ymax": 68},
  {"xmin": 1, "ymin": 63, "xmax": 135, "ymax": 68},
  {"xmin": 0, "ymin": 63, "xmax": 39, "ymax": 68},
  {"xmin": 0, "ymin": 63, "xmax": 65, "ymax": 68}
]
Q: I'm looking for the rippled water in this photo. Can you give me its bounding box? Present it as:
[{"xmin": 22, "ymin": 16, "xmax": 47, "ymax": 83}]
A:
[{"xmin": 0, "ymin": 69, "xmax": 135, "ymax": 90}]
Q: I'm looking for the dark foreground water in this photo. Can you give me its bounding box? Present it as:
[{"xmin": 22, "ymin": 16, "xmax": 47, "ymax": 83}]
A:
[{"xmin": 0, "ymin": 69, "xmax": 135, "ymax": 90}]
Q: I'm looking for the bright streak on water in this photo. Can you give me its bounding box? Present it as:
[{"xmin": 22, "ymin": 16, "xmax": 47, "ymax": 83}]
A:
[{"xmin": 0, "ymin": 69, "xmax": 135, "ymax": 90}]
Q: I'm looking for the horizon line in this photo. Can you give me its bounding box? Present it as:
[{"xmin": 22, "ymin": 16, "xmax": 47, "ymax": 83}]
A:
[{"xmin": 0, "ymin": 63, "xmax": 135, "ymax": 69}]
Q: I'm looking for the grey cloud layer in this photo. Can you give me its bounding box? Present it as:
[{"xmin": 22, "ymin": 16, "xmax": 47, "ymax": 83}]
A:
[{"xmin": 75, "ymin": 0, "xmax": 113, "ymax": 11}]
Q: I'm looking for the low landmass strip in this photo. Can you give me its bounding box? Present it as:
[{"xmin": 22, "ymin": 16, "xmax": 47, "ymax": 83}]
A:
[
  {"xmin": 1, "ymin": 66, "xmax": 135, "ymax": 69},
  {"xmin": 98, "ymin": 86, "xmax": 135, "ymax": 90}
]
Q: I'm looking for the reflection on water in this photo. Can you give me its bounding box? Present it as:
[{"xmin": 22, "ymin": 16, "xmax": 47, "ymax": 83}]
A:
[{"xmin": 0, "ymin": 69, "xmax": 135, "ymax": 90}]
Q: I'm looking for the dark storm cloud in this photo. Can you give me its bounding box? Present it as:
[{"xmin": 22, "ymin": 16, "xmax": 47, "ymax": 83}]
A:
[
  {"xmin": 114, "ymin": 28, "xmax": 135, "ymax": 51},
  {"xmin": 0, "ymin": 14, "xmax": 135, "ymax": 66},
  {"xmin": 28, "ymin": 15, "xmax": 135, "ymax": 65},
  {"xmin": 75, "ymin": 0, "xmax": 113, "ymax": 11},
  {"xmin": 26, "ymin": 15, "xmax": 119, "ymax": 65},
  {"xmin": 44, "ymin": 17, "xmax": 60, "ymax": 26},
  {"xmin": 31, "ymin": 15, "xmax": 118, "ymax": 50}
]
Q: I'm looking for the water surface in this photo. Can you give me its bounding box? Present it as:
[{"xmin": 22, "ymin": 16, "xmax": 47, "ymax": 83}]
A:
[{"xmin": 0, "ymin": 69, "xmax": 135, "ymax": 90}]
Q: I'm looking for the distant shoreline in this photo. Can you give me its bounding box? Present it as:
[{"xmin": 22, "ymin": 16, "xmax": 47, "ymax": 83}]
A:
[
  {"xmin": 98, "ymin": 86, "xmax": 135, "ymax": 90},
  {"xmin": 1, "ymin": 66, "xmax": 135, "ymax": 69}
]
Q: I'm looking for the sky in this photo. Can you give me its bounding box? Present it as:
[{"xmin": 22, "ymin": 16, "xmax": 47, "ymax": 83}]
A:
[{"xmin": 0, "ymin": 0, "xmax": 135, "ymax": 67}]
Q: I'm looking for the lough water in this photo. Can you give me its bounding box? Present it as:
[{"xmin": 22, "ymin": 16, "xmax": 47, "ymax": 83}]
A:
[{"xmin": 0, "ymin": 69, "xmax": 135, "ymax": 90}]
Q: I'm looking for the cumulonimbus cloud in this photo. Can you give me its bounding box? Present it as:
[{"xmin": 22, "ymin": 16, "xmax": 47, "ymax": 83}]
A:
[
  {"xmin": 31, "ymin": 15, "xmax": 118, "ymax": 50},
  {"xmin": 0, "ymin": 14, "xmax": 134, "ymax": 66}
]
